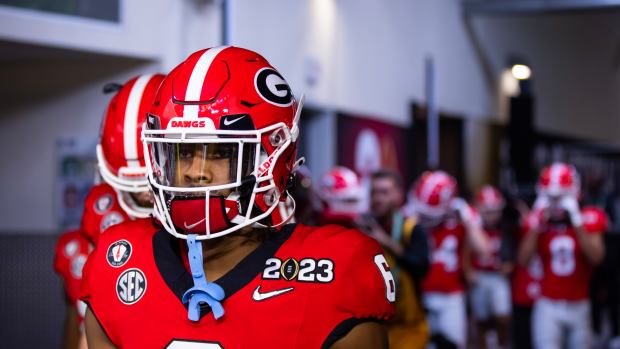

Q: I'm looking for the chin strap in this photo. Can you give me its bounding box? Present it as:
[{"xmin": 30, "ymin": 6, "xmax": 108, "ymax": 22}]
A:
[{"xmin": 182, "ymin": 234, "xmax": 225, "ymax": 321}]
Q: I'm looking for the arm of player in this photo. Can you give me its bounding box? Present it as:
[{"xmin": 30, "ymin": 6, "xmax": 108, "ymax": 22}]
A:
[
  {"xmin": 517, "ymin": 203, "xmax": 548, "ymax": 266},
  {"xmin": 85, "ymin": 307, "xmax": 117, "ymax": 349},
  {"xmin": 356, "ymin": 216, "xmax": 404, "ymax": 257},
  {"xmin": 576, "ymin": 231, "xmax": 605, "ymax": 266},
  {"xmin": 462, "ymin": 242, "xmax": 477, "ymax": 285},
  {"xmin": 517, "ymin": 229, "xmax": 538, "ymax": 266},
  {"xmin": 451, "ymin": 198, "xmax": 489, "ymax": 256},
  {"xmin": 560, "ymin": 198, "xmax": 606, "ymax": 266},
  {"xmin": 326, "ymin": 232, "xmax": 395, "ymax": 349},
  {"xmin": 572, "ymin": 206, "xmax": 608, "ymax": 266},
  {"xmin": 61, "ymin": 303, "xmax": 81, "ymax": 349},
  {"xmin": 329, "ymin": 322, "xmax": 389, "ymax": 349},
  {"xmin": 78, "ymin": 332, "xmax": 88, "ymax": 349},
  {"xmin": 499, "ymin": 223, "xmax": 517, "ymax": 275},
  {"xmin": 464, "ymin": 221, "xmax": 490, "ymax": 256}
]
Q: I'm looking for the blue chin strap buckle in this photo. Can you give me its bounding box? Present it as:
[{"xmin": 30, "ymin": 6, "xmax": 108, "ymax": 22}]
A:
[{"xmin": 182, "ymin": 234, "xmax": 225, "ymax": 321}]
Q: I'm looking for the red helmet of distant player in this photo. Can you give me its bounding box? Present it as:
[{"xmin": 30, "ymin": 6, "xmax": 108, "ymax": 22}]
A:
[
  {"xmin": 475, "ymin": 185, "xmax": 505, "ymax": 227},
  {"xmin": 318, "ymin": 166, "xmax": 363, "ymax": 223},
  {"xmin": 411, "ymin": 170, "xmax": 457, "ymax": 219},
  {"xmin": 536, "ymin": 162, "xmax": 580, "ymax": 198},
  {"xmin": 475, "ymin": 185, "xmax": 505, "ymax": 212},
  {"xmin": 97, "ymin": 74, "xmax": 165, "ymax": 218},
  {"xmin": 143, "ymin": 46, "xmax": 303, "ymax": 240}
]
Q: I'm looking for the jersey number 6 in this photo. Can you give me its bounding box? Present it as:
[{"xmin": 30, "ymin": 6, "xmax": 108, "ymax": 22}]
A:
[{"xmin": 374, "ymin": 254, "xmax": 396, "ymax": 303}]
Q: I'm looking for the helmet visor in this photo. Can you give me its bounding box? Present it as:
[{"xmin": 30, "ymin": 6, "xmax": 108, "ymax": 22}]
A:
[{"xmin": 148, "ymin": 141, "xmax": 256, "ymax": 192}]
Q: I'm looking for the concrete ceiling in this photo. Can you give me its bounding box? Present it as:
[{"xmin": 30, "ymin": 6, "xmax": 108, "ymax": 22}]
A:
[
  {"xmin": 0, "ymin": 40, "xmax": 152, "ymax": 111},
  {"xmin": 463, "ymin": 0, "xmax": 620, "ymax": 15}
]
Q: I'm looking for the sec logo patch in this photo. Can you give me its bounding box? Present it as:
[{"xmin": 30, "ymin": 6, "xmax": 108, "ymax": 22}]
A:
[
  {"xmin": 107, "ymin": 240, "xmax": 132, "ymax": 267},
  {"xmin": 116, "ymin": 268, "xmax": 146, "ymax": 305}
]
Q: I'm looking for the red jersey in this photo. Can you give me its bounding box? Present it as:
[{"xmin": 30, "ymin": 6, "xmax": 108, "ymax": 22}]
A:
[
  {"xmin": 54, "ymin": 183, "xmax": 130, "ymax": 327},
  {"xmin": 471, "ymin": 227, "xmax": 502, "ymax": 272},
  {"xmin": 511, "ymin": 256, "xmax": 542, "ymax": 306},
  {"xmin": 422, "ymin": 219, "xmax": 466, "ymax": 293},
  {"xmin": 54, "ymin": 229, "xmax": 92, "ymax": 304},
  {"xmin": 510, "ymin": 213, "xmax": 542, "ymax": 306},
  {"xmin": 536, "ymin": 206, "xmax": 607, "ymax": 301},
  {"xmin": 54, "ymin": 229, "xmax": 92, "ymax": 328},
  {"xmin": 81, "ymin": 221, "xmax": 395, "ymax": 348},
  {"xmin": 81, "ymin": 183, "xmax": 130, "ymax": 246}
]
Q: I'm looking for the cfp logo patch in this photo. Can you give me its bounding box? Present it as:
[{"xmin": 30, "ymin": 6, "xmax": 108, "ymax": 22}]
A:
[
  {"xmin": 94, "ymin": 194, "xmax": 114, "ymax": 214},
  {"xmin": 107, "ymin": 240, "xmax": 132, "ymax": 267},
  {"xmin": 116, "ymin": 268, "xmax": 146, "ymax": 305},
  {"xmin": 262, "ymin": 257, "xmax": 334, "ymax": 283},
  {"xmin": 254, "ymin": 68, "xmax": 293, "ymax": 107}
]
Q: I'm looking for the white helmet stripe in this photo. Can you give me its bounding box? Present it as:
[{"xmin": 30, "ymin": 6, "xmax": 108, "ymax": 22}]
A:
[
  {"xmin": 549, "ymin": 163, "xmax": 563, "ymax": 190},
  {"xmin": 124, "ymin": 74, "xmax": 154, "ymax": 168},
  {"xmin": 183, "ymin": 46, "xmax": 231, "ymax": 118},
  {"xmin": 483, "ymin": 187, "xmax": 494, "ymax": 203},
  {"xmin": 420, "ymin": 173, "xmax": 446, "ymax": 203}
]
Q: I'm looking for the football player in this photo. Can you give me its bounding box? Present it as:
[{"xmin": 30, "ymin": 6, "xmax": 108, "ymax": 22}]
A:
[
  {"xmin": 511, "ymin": 204, "xmax": 543, "ymax": 349},
  {"xmin": 81, "ymin": 46, "xmax": 396, "ymax": 349},
  {"xmin": 468, "ymin": 186, "xmax": 512, "ymax": 349},
  {"xmin": 54, "ymin": 74, "xmax": 164, "ymax": 349},
  {"xmin": 54, "ymin": 228, "xmax": 91, "ymax": 349},
  {"xmin": 317, "ymin": 166, "xmax": 363, "ymax": 227},
  {"xmin": 409, "ymin": 170, "xmax": 489, "ymax": 349},
  {"xmin": 518, "ymin": 162, "xmax": 607, "ymax": 349}
]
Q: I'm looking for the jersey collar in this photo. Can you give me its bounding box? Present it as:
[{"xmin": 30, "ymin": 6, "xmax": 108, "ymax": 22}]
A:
[{"xmin": 153, "ymin": 224, "xmax": 296, "ymax": 320}]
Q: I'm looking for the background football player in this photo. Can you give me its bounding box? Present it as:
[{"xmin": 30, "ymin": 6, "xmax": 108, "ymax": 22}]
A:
[
  {"xmin": 54, "ymin": 74, "xmax": 163, "ymax": 349},
  {"xmin": 82, "ymin": 46, "xmax": 396, "ymax": 349},
  {"xmin": 518, "ymin": 162, "xmax": 607, "ymax": 349},
  {"xmin": 317, "ymin": 166, "xmax": 363, "ymax": 227},
  {"xmin": 54, "ymin": 227, "xmax": 91, "ymax": 349},
  {"xmin": 468, "ymin": 185, "xmax": 512, "ymax": 349},
  {"xmin": 409, "ymin": 170, "xmax": 489, "ymax": 349}
]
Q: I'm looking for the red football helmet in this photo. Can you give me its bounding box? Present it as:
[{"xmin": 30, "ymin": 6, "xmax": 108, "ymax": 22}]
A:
[
  {"xmin": 410, "ymin": 170, "xmax": 457, "ymax": 218},
  {"xmin": 97, "ymin": 74, "xmax": 165, "ymax": 218},
  {"xmin": 143, "ymin": 46, "xmax": 303, "ymax": 240},
  {"xmin": 318, "ymin": 166, "xmax": 363, "ymax": 221},
  {"xmin": 536, "ymin": 162, "xmax": 580, "ymax": 198},
  {"xmin": 475, "ymin": 185, "xmax": 505, "ymax": 212}
]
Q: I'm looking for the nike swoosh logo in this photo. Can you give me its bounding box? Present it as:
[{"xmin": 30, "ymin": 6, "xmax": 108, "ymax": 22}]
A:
[
  {"xmin": 252, "ymin": 285, "xmax": 294, "ymax": 302},
  {"xmin": 223, "ymin": 116, "xmax": 245, "ymax": 126},
  {"xmin": 184, "ymin": 218, "xmax": 206, "ymax": 230}
]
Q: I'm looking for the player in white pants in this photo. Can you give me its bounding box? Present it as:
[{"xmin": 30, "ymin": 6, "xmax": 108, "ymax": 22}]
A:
[
  {"xmin": 424, "ymin": 292, "xmax": 466, "ymax": 348},
  {"xmin": 409, "ymin": 171, "xmax": 489, "ymax": 349},
  {"xmin": 519, "ymin": 163, "xmax": 607, "ymax": 349},
  {"xmin": 468, "ymin": 186, "xmax": 513, "ymax": 349},
  {"xmin": 533, "ymin": 297, "xmax": 591, "ymax": 349}
]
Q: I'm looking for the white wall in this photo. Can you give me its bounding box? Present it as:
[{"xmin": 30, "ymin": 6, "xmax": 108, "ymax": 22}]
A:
[
  {"xmin": 0, "ymin": 0, "xmax": 222, "ymax": 67},
  {"xmin": 230, "ymin": 0, "xmax": 495, "ymax": 127},
  {"xmin": 0, "ymin": 61, "xmax": 160, "ymax": 232}
]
